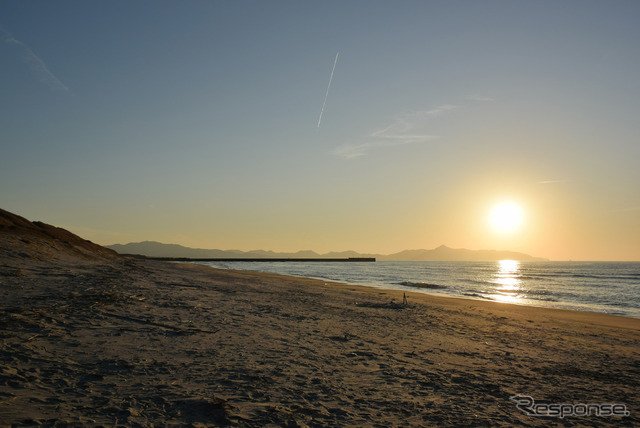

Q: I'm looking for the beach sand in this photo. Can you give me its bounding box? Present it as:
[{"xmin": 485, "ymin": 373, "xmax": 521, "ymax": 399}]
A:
[{"xmin": 1, "ymin": 257, "xmax": 638, "ymax": 427}]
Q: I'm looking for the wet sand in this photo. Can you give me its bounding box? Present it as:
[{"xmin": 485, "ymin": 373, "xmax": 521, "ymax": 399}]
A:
[{"xmin": 1, "ymin": 258, "xmax": 639, "ymax": 426}]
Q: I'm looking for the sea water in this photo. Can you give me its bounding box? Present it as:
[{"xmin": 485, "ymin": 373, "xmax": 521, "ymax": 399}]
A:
[{"xmin": 197, "ymin": 260, "xmax": 640, "ymax": 319}]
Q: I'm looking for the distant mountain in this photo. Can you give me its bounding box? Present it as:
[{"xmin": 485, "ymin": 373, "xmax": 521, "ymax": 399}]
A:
[
  {"xmin": 107, "ymin": 241, "xmax": 547, "ymax": 261},
  {"xmin": 107, "ymin": 241, "xmax": 341, "ymax": 259},
  {"xmin": 107, "ymin": 241, "xmax": 244, "ymax": 258},
  {"xmin": 381, "ymin": 245, "xmax": 547, "ymax": 261}
]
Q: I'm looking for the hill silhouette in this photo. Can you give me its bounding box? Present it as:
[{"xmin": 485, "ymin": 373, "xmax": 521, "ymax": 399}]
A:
[
  {"xmin": 0, "ymin": 208, "xmax": 119, "ymax": 264},
  {"xmin": 0, "ymin": 207, "xmax": 547, "ymax": 262},
  {"xmin": 382, "ymin": 245, "xmax": 547, "ymax": 261},
  {"xmin": 108, "ymin": 241, "xmax": 547, "ymax": 261}
]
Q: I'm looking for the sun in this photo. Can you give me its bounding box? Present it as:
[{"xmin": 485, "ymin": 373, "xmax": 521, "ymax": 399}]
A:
[{"xmin": 488, "ymin": 202, "xmax": 524, "ymax": 234}]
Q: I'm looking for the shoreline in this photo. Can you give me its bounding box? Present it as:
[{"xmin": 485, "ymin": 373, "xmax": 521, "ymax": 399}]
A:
[
  {"xmin": 190, "ymin": 260, "xmax": 640, "ymax": 320},
  {"xmin": 199, "ymin": 262, "xmax": 640, "ymax": 328},
  {"xmin": 1, "ymin": 258, "xmax": 639, "ymax": 426}
]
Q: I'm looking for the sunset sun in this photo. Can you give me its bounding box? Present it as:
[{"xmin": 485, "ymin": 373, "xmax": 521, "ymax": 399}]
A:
[{"xmin": 488, "ymin": 202, "xmax": 524, "ymax": 234}]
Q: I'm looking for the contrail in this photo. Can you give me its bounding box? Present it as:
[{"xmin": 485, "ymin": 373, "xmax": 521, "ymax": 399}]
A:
[
  {"xmin": 0, "ymin": 25, "xmax": 70, "ymax": 92},
  {"xmin": 316, "ymin": 52, "xmax": 339, "ymax": 133}
]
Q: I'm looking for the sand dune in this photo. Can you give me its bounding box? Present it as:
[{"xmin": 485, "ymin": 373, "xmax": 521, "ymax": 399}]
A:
[{"xmin": 0, "ymin": 208, "xmax": 118, "ymax": 265}]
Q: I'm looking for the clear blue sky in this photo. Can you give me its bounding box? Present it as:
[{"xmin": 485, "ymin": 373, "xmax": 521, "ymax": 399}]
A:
[{"xmin": 1, "ymin": 1, "xmax": 639, "ymax": 260}]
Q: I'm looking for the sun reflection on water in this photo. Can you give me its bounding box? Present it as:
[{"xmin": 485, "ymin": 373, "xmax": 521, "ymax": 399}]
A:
[{"xmin": 490, "ymin": 260, "xmax": 524, "ymax": 303}]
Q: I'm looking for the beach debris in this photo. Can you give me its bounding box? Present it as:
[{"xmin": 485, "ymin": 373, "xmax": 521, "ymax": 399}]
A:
[
  {"xmin": 329, "ymin": 332, "xmax": 357, "ymax": 342},
  {"xmin": 355, "ymin": 300, "xmax": 408, "ymax": 310},
  {"xmin": 26, "ymin": 334, "xmax": 40, "ymax": 342}
]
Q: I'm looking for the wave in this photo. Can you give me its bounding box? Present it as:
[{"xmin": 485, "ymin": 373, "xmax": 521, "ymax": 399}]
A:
[
  {"xmin": 398, "ymin": 281, "xmax": 447, "ymax": 290},
  {"xmin": 534, "ymin": 296, "xmax": 559, "ymax": 302},
  {"xmin": 463, "ymin": 292, "xmax": 493, "ymax": 300},
  {"xmin": 494, "ymin": 289, "xmax": 520, "ymax": 294},
  {"xmin": 518, "ymin": 272, "xmax": 640, "ymax": 283},
  {"xmin": 570, "ymin": 273, "xmax": 640, "ymax": 280},
  {"xmin": 198, "ymin": 261, "xmax": 640, "ymax": 318},
  {"xmin": 519, "ymin": 274, "xmax": 554, "ymax": 280}
]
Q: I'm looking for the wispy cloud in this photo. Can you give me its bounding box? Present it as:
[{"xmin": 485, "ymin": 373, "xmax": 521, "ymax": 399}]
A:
[
  {"xmin": 332, "ymin": 135, "xmax": 440, "ymax": 159},
  {"xmin": 332, "ymin": 106, "xmax": 457, "ymax": 159},
  {"xmin": 1, "ymin": 25, "xmax": 70, "ymax": 92},
  {"xmin": 332, "ymin": 96, "xmax": 494, "ymax": 159},
  {"xmin": 423, "ymin": 104, "xmax": 459, "ymax": 116},
  {"xmin": 538, "ymin": 179, "xmax": 568, "ymax": 184},
  {"xmin": 466, "ymin": 95, "xmax": 495, "ymax": 102}
]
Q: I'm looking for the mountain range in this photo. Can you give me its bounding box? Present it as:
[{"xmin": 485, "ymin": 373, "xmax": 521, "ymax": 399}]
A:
[{"xmin": 107, "ymin": 241, "xmax": 548, "ymax": 261}]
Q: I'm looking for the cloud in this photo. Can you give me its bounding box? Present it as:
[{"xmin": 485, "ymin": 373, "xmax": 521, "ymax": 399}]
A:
[
  {"xmin": 423, "ymin": 104, "xmax": 459, "ymax": 116},
  {"xmin": 332, "ymin": 109, "xmax": 445, "ymax": 159},
  {"xmin": 331, "ymin": 98, "xmax": 494, "ymax": 159},
  {"xmin": 1, "ymin": 25, "xmax": 70, "ymax": 92},
  {"xmin": 332, "ymin": 135, "xmax": 440, "ymax": 159},
  {"xmin": 538, "ymin": 179, "xmax": 568, "ymax": 184}
]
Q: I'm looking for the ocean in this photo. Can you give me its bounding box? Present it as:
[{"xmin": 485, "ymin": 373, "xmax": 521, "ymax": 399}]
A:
[{"xmin": 197, "ymin": 260, "xmax": 640, "ymax": 319}]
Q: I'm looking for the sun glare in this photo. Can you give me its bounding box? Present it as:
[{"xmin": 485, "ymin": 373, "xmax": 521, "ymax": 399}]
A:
[{"xmin": 489, "ymin": 202, "xmax": 524, "ymax": 234}]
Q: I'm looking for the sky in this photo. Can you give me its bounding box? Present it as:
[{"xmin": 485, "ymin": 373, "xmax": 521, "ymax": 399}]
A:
[{"xmin": 1, "ymin": 0, "xmax": 639, "ymax": 261}]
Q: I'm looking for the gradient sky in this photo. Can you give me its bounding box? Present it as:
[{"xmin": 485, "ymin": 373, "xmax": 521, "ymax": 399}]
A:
[{"xmin": 1, "ymin": 1, "xmax": 639, "ymax": 261}]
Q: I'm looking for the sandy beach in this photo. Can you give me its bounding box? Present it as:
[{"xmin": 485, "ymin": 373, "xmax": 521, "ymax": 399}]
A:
[
  {"xmin": 4, "ymin": 1, "xmax": 640, "ymax": 425},
  {"xmin": 1, "ymin": 254, "xmax": 639, "ymax": 426}
]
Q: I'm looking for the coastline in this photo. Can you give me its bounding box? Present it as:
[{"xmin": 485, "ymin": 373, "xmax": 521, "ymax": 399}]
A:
[
  {"xmin": 200, "ymin": 261, "xmax": 640, "ymax": 326},
  {"xmin": 1, "ymin": 258, "xmax": 638, "ymax": 426},
  {"xmin": 196, "ymin": 259, "xmax": 640, "ymax": 319}
]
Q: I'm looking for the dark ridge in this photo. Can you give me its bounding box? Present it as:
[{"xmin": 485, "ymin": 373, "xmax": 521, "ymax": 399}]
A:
[
  {"xmin": 0, "ymin": 208, "xmax": 119, "ymax": 262},
  {"xmin": 109, "ymin": 241, "xmax": 548, "ymax": 261}
]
